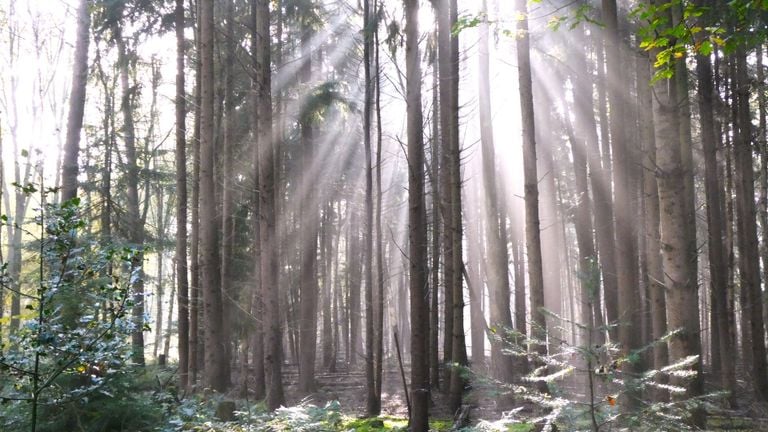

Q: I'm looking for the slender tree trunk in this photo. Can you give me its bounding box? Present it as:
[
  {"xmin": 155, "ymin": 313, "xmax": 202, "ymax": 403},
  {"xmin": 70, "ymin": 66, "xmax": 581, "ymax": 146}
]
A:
[
  {"xmin": 174, "ymin": 0, "xmax": 190, "ymax": 390},
  {"xmin": 602, "ymin": 0, "xmax": 640, "ymax": 378},
  {"xmin": 516, "ymin": 0, "xmax": 546, "ymax": 363},
  {"xmin": 154, "ymin": 187, "xmax": 165, "ymax": 360},
  {"xmin": 255, "ymin": 0, "xmax": 284, "ymax": 409},
  {"xmin": 189, "ymin": 0, "xmax": 202, "ymax": 383},
  {"xmin": 430, "ymin": 57, "xmax": 441, "ymax": 390},
  {"xmin": 479, "ymin": 0, "xmax": 513, "ymax": 383},
  {"xmin": 297, "ymin": 14, "xmax": 319, "ymax": 393},
  {"xmin": 374, "ymin": 9, "xmax": 386, "ymax": 409},
  {"xmin": 405, "ymin": 0, "xmax": 429, "ymax": 428},
  {"xmin": 733, "ymin": 47, "xmax": 768, "ymax": 400},
  {"xmin": 363, "ymin": 0, "xmax": 378, "ymax": 413},
  {"xmin": 694, "ymin": 0, "xmax": 735, "ymax": 398},
  {"xmin": 249, "ymin": 3, "xmax": 265, "ymax": 394},
  {"xmin": 61, "ymin": 0, "xmax": 89, "ymax": 203},
  {"xmin": 199, "ymin": 0, "xmax": 226, "ymax": 392},
  {"xmin": 116, "ymin": 35, "xmax": 146, "ymax": 366},
  {"xmin": 219, "ymin": 0, "xmax": 236, "ymax": 388}
]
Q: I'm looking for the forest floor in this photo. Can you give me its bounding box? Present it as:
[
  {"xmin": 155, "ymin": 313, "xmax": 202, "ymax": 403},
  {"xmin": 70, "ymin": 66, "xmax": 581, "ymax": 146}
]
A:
[{"xmin": 256, "ymin": 360, "xmax": 768, "ymax": 431}]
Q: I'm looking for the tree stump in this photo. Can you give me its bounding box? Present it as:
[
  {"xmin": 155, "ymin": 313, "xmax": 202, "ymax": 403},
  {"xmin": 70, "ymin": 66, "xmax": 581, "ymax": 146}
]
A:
[{"xmin": 216, "ymin": 400, "xmax": 236, "ymax": 421}]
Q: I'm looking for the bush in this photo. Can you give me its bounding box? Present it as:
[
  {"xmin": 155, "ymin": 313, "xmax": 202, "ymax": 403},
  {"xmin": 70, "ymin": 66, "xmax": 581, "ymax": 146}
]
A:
[{"xmin": 0, "ymin": 195, "xmax": 148, "ymax": 431}]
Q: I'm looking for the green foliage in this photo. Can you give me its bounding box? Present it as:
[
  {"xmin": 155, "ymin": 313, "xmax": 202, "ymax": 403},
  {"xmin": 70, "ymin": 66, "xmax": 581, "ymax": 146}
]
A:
[
  {"xmin": 633, "ymin": 0, "xmax": 768, "ymax": 82},
  {"xmin": 0, "ymin": 196, "xmax": 143, "ymax": 431}
]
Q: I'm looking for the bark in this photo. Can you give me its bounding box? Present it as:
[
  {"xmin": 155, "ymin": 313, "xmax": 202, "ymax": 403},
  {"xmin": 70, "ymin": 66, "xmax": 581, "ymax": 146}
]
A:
[
  {"xmin": 650, "ymin": 12, "xmax": 704, "ymax": 421},
  {"xmin": 435, "ymin": 0, "xmax": 466, "ymax": 410},
  {"xmin": 199, "ymin": 0, "xmax": 227, "ymax": 392},
  {"xmin": 694, "ymin": 0, "xmax": 735, "ymax": 397},
  {"xmin": 733, "ymin": 48, "xmax": 768, "ymax": 400},
  {"xmin": 363, "ymin": 0, "xmax": 378, "ymax": 413},
  {"xmin": 374, "ymin": 11, "xmax": 386, "ymax": 410},
  {"xmin": 430, "ymin": 56, "xmax": 441, "ymax": 390},
  {"xmin": 405, "ymin": 0, "xmax": 429, "ymax": 428},
  {"xmin": 602, "ymin": 0, "xmax": 640, "ymax": 375},
  {"xmin": 219, "ymin": 0, "xmax": 236, "ymax": 388},
  {"xmin": 298, "ymin": 15, "xmax": 319, "ymax": 394},
  {"xmin": 636, "ymin": 52, "xmax": 667, "ymax": 377},
  {"xmin": 175, "ymin": 0, "xmax": 190, "ymax": 391},
  {"xmin": 154, "ymin": 187, "xmax": 165, "ymax": 360},
  {"xmin": 567, "ymin": 27, "xmax": 605, "ymax": 344},
  {"xmin": 61, "ymin": 0, "xmax": 89, "ymax": 203},
  {"xmin": 189, "ymin": 0, "xmax": 202, "ymax": 382},
  {"xmin": 116, "ymin": 35, "xmax": 146, "ymax": 366},
  {"xmin": 249, "ymin": 0, "xmax": 265, "ymax": 397},
  {"xmin": 517, "ymin": 0, "xmax": 546, "ymax": 360},
  {"xmin": 255, "ymin": 0, "xmax": 285, "ymax": 409},
  {"xmin": 479, "ymin": 0, "xmax": 513, "ymax": 383},
  {"xmin": 593, "ymin": 36, "xmax": 618, "ymax": 338}
]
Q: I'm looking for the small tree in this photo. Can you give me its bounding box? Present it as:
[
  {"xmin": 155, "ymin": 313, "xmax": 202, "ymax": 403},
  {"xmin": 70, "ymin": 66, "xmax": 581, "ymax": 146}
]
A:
[
  {"xmin": 0, "ymin": 192, "xmax": 139, "ymax": 432},
  {"xmin": 471, "ymin": 267, "xmax": 721, "ymax": 432}
]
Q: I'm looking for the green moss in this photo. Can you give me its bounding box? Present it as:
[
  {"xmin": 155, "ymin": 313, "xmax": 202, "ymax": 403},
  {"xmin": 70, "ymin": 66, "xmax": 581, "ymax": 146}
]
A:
[{"xmin": 340, "ymin": 415, "xmax": 452, "ymax": 431}]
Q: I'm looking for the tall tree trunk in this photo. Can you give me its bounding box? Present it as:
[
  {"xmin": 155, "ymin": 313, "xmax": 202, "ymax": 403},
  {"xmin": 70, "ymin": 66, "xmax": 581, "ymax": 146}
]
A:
[
  {"xmin": 429, "ymin": 57, "xmax": 441, "ymax": 390},
  {"xmin": 479, "ymin": 0, "xmax": 513, "ymax": 383},
  {"xmin": 694, "ymin": 0, "xmax": 735, "ymax": 398},
  {"xmin": 733, "ymin": 47, "xmax": 768, "ymax": 400},
  {"xmin": 255, "ymin": 0, "xmax": 284, "ymax": 409},
  {"xmin": 374, "ymin": 9, "xmax": 386, "ymax": 410},
  {"xmin": 405, "ymin": 0, "xmax": 429, "ymax": 428},
  {"xmin": 436, "ymin": 0, "xmax": 466, "ymax": 410},
  {"xmin": 363, "ymin": 0, "xmax": 378, "ymax": 414},
  {"xmin": 61, "ymin": 0, "xmax": 89, "ymax": 203},
  {"xmin": 298, "ymin": 15, "xmax": 319, "ymax": 394},
  {"xmin": 174, "ymin": 0, "xmax": 190, "ymax": 391},
  {"xmin": 189, "ymin": 0, "xmax": 202, "ymax": 382},
  {"xmin": 636, "ymin": 52, "xmax": 667, "ymax": 379},
  {"xmin": 516, "ymin": 0, "xmax": 546, "ymax": 363},
  {"xmin": 219, "ymin": 0, "xmax": 236, "ymax": 388},
  {"xmin": 199, "ymin": 0, "xmax": 227, "ymax": 392},
  {"xmin": 249, "ymin": 1, "xmax": 265, "ymax": 398},
  {"xmin": 650, "ymin": 12, "xmax": 704, "ymax": 422},
  {"xmin": 116, "ymin": 35, "xmax": 146, "ymax": 366},
  {"xmin": 154, "ymin": 187, "xmax": 165, "ymax": 360},
  {"xmin": 602, "ymin": 0, "xmax": 640, "ymax": 377}
]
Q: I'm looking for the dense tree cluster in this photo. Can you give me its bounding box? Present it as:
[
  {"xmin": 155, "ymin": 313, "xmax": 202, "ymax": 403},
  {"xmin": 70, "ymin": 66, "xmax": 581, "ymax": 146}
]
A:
[{"xmin": 1, "ymin": 0, "xmax": 768, "ymax": 430}]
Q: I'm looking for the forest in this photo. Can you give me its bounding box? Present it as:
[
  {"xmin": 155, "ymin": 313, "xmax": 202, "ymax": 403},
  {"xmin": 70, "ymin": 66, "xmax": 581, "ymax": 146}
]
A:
[{"xmin": 1, "ymin": 0, "xmax": 767, "ymax": 430}]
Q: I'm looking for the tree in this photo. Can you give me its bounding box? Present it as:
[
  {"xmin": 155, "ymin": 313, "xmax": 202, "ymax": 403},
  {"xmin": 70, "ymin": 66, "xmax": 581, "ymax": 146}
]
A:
[
  {"xmin": 61, "ymin": 0, "xmax": 90, "ymax": 203},
  {"xmin": 479, "ymin": 0, "xmax": 513, "ymax": 383},
  {"xmin": 404, "ymin": 0, "xmax": 429, "ymax": 428},
  {"xmin": 174, "ymin": 0, "xmax": 190, "ymax": 391},
  {"xmin": 517, "ymin": 0, "xmax": 546, "ymax": 362},
  {"xmin": 649, "ymin": 3, "xmax": 703, "ymax": 422},
  {"xmin": 693, "ymin": 0, "xmax": 734, "ymax": 399},
  {"xmin": 254, "ymin": 0, "xmax": 285, "ymax": 410},
  {"xmin": 363, "ymin": 0, "xmax": 380, "ymax": 415},
  {"xmin": 199, "ymin": 0, "xmax": 227, "ymax": 392}
]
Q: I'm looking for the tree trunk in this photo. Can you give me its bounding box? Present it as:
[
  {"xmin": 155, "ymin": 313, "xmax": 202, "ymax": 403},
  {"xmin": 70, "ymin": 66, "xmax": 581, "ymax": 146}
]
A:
[
  {"xmin": 516, "ymin": 0, "xmax": 546, "ymax": 363},
  {"xmin": 733, "ymin": 47, "xmax": 768, "ymax": 400},
  {"xmin": 298, "ymin": 17, "xmax": 319, "ymax": 394},
  {"xmin": 174, "ymin": 0, "xmax": 190, "ymax": 391},
  {"xmin": 405, "ymin": 0, "xmax": 429, "ymax": 428},
  {"xmin": 199, "ymin": 0, "xmax": 227, "ymax": 392},
  {"xmin": 694, "ymin": 0, "xmax": 735, "ymax": 398},
  {"xmin": 61, "ymin": 0, "xmax": 89, "ymax": 203},
  {"xmin": 255, "ymin": 0, "xmax": 285, "ymax": 410},
  {"xmin": 219, "ymin": 0, "xmax": 236, "ymax": 389},
  {"xmin": 363, "ymin": 0, "xmax": 378, "ymax": 413},
  {"xmin": 650, "ymin": 14, "xmax": 704, "ymax": 421},
  {"xmin": 479, "ymin": 0, "xmax": 513, "ymax": 383}
]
